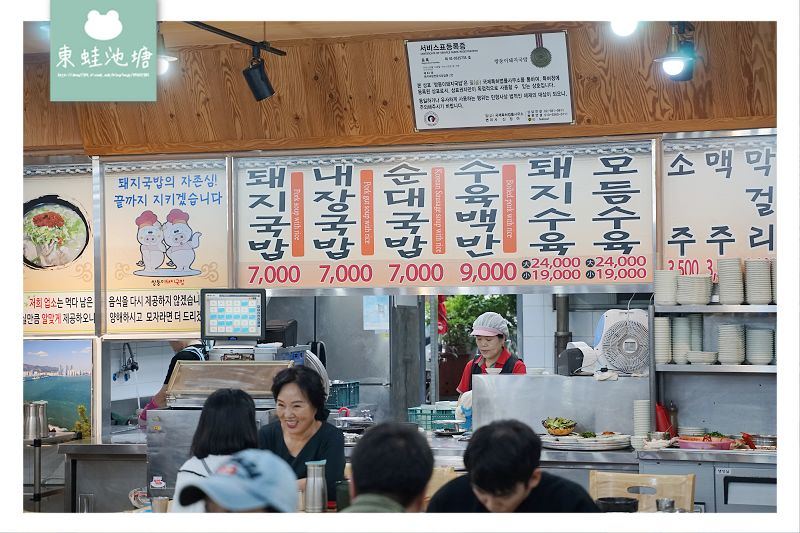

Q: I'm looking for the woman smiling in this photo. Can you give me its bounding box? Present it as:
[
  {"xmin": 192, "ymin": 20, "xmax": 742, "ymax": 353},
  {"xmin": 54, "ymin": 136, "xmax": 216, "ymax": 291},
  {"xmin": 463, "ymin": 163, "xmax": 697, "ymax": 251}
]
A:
[{"xmin": 258, "ymin": 366, "xmax": 345, "ymax": 498}]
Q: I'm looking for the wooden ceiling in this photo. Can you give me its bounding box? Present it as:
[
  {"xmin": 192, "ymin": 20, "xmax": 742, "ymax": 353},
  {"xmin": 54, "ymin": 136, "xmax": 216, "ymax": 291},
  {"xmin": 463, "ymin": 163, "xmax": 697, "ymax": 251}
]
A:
[{"xmin": 24, "ymin": 21, "xmax": 518, "ymax": 54}]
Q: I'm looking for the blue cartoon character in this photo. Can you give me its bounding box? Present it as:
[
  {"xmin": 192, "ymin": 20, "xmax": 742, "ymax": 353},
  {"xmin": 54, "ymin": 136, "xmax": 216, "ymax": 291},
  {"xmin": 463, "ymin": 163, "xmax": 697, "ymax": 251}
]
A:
[
  {"xmin": 164, "ymin": 209, "xmax": 202, "ymax": 274},
  {"xmin": 134, "ymin": 210, "xmax": 166, "ymax": 274}
]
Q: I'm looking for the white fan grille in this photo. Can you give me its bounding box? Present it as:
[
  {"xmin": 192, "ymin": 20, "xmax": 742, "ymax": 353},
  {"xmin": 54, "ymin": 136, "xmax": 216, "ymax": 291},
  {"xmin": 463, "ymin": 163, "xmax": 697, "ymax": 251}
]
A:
[{"xmin": 601, "ymin": 319, "xmax": 649, "ymax": 373}]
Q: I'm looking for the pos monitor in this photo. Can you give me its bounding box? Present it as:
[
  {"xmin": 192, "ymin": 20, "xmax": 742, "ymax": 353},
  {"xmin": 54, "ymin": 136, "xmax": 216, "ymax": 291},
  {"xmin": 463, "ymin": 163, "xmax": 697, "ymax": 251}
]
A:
[{"xmin": 200, "ymin": 288, "xmax": 267, "ymax": 342}]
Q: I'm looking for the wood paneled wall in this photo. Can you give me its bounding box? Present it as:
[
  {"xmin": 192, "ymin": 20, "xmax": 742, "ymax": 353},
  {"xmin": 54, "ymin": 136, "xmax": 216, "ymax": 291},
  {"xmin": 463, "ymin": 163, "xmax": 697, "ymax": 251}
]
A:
[{"xmin": 23, "ymin": 21, "xmax": 776, "ymax": 156}]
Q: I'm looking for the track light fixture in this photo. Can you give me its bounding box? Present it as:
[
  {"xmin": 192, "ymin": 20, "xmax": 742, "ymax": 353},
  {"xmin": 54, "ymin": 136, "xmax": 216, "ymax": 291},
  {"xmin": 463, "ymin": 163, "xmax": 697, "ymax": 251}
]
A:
[
  {"xmin": 157, "ymin": 23, "xmax": 178, "ymax": 76},
  {"xmin": 185, "ymin": 21, "xmax": 286, "ymax": 101},
  {"xmin": 654, "ymin": 22, "xmax": 696, "ymax": 81}
]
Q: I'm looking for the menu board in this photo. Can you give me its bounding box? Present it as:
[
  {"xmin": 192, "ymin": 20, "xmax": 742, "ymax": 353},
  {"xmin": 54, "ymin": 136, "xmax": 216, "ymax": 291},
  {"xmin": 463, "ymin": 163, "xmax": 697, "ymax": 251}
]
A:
[
  {"xmin": 661, "ymin": 134, "xmax": 776, "ymax": 280},
  {"xmin": 103, "ymin": 160, "xmax": 229, "ymax": 334},
  {"xmin": 23, "ymin": 170, "xmax": 95, "ymax": 335},
  {"xmin": 235, "ymin": 141, "xmax": 654, "ymax": 291},
  {"xmin": 406, "ymin": 32, "xmax": 573, "ymax": 130}
]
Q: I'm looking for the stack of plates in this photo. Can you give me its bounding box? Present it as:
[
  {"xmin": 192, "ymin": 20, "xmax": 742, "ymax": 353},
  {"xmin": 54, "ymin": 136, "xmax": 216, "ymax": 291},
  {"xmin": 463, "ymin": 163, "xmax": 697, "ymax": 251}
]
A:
[
  {"xmin": 745, "ymin": 259, "xmax": 772, "ymax": 304},
  {"xmin": 677, "ymin": 274, "xmax": 712, "ymax": 305},
  {"xmin": 540, "ymin": 434, "xmax": 632, "ymax": 451},
  {"xmin": 633, "ymin": 400, "xmax": 651, "ymax": 436},
  {"xmin": 717, "ymin": 258, "xmax": 744, "ymax": 305},
  {"xmin": 654, "ymin": 269, "xmax": 678, "ymax": 305},
  {"xmin": 672, "ymin": 317, "xmax": 690, "ymax": 364},
  {"xmin": 653, "ymin": 317, "xmax": 672, "ymax": 364},
  {"xmin": 687, "ymin": 351, "xmax": 718, "ymax": 365},
  {"xmin": 688, "ymin": 314, "xmax": 703, "ymax": 351},
  {"xmin": 678, "ymin": 426, "xmax": 706, "ymax": 437},
  {"xmin": 745, "ymin": 328, "xmax": 775, "ymax": 365},
  {"xmin": 718, "ymin": 324, "xmax": 745, "ymax": 364},
  {"xmin": 770, "ymin": 258, "xmax": 776, "ymax": 304}
]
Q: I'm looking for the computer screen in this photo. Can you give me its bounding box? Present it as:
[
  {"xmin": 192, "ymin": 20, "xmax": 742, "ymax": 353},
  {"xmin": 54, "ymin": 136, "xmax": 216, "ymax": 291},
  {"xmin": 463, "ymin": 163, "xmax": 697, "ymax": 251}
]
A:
[{"xmin": 200, "ymin": 288, "xmax": 267, "ymax": 341}]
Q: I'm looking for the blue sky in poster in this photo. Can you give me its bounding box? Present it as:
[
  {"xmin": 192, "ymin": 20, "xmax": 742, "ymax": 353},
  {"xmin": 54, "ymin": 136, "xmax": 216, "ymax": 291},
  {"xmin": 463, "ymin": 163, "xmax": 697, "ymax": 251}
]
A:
[{"xmin": 23, "ymin": 338, "xmax": 92, "ymax": 372}]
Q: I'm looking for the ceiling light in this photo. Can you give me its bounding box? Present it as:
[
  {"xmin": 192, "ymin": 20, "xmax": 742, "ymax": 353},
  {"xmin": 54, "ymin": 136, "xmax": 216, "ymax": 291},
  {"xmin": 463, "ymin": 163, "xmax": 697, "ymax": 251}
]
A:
[
  {"xmin": 610, "ymin": 21, "xmax": 639, "ymax": 37},
  {"xmin": 242, "ymin": 46, "xmax": 275, "ymax": 102},
  {"xmin": 654, "ymin": 22, "xmax": 696, "ymax": 81},
  {"xmin": 185, "ymin": 21, "xmax": 286, "ymax": 102},
  {"xmin": 157, "ymin": 23, "xmax": 178, "ymax": 76}
]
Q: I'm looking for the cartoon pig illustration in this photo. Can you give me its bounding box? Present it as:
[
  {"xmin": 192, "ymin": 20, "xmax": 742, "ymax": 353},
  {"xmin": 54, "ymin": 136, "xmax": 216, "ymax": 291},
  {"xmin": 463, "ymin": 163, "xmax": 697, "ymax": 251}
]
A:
[
  {"xmin": 135, "ymin": 210, "xmax": 166, "ymax": 272},
  {"xmin": 164, "ymin": 209, "xmax": 202, "ymax": 272}
]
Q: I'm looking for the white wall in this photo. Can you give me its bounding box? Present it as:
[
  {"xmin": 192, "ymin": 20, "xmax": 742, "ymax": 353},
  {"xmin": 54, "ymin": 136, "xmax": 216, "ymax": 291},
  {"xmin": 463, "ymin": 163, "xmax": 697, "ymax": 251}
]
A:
[
  {"xmin": 108, "ymin": 341, "xmax": 174, "ymax": 402},
  {"xmin": 520, "ymin": 293, "xmax": 618, "ymax": 371}
]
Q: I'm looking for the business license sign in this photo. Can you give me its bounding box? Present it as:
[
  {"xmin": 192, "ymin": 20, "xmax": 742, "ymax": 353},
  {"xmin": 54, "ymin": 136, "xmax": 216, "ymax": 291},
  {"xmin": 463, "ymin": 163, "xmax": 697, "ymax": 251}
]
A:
[
  {"xmin": 406, "ymin": 32, "xmax": 574, "ymax": 130},
  {"xmin": 50, "ymin": 0, "xmax": 157, "ymax": 101}
]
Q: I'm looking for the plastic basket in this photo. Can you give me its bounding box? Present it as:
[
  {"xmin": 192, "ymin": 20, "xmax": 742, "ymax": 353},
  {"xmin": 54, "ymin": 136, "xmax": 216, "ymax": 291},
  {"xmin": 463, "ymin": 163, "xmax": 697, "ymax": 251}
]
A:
[
  {"xmin": 326, "ymin": 380, "xmax": 359, "ymax": 409},
  {"xmin": 407, "ymin": 406, "xmax": 456, "ymax": 430}
]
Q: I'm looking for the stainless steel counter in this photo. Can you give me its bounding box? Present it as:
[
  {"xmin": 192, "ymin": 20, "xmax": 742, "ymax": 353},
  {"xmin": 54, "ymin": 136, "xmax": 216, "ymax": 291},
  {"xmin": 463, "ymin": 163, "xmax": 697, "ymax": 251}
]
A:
[
  {"xmin": 637, "ymin": 448, "xmax": 777, "ymax": 464},
  {"xmin": 57, "ymin": 429, "xmax": 148, "ymax": 512}
]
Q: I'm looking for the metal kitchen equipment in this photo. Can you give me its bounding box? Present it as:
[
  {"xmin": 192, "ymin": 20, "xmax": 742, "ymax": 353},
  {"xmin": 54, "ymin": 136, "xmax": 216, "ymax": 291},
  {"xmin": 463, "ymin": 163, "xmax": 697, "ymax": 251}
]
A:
[
  {"xmin": 304, "ymin": 461, "xmax": 327, "ymax": 512},
  {"xmin": 24, "ymin": 401, "xmax": 49, "ymax": 440},
  {"xmin": 146, "ymin": 360, "xmax": 293, "ymax": 499}
]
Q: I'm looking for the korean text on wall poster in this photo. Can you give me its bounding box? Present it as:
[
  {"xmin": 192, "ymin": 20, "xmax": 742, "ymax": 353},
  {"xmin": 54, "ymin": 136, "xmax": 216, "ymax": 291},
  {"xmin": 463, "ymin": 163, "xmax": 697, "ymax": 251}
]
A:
[
  {"xmin": 23, "ymin": 171, "xmax": 95, "ymax": 335},
  {"xmin": 235, "ymin": 141, "xmax": 654, "ymax": 290},
  {"xmin": 103, "ymin": 160, "xmax": 229, "ymax": 334},
  {"xmin": 661, "ymin": 135, "xmax": 776, "ymax": 281}
]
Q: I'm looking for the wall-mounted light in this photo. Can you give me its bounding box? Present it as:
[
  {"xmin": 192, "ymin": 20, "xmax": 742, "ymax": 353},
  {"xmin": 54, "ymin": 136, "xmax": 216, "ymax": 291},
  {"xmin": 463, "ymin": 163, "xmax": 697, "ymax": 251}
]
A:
[
  {"xmin": 654, "ymin": 22, "xmax": 696, "ymax": 81},
  {"xmin": 610, "ymin": 20, "xmax": 639, "ymax": 37},
  {"xmin": 157, "ymin": 23, "xmax": 178, "ymax": 76}
]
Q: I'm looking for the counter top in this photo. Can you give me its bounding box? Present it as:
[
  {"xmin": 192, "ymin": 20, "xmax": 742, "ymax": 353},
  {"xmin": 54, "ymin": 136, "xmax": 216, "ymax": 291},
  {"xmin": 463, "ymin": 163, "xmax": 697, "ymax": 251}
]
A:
[
  {"xmin": 58, "ymin": 429, "xmax": 148, "ymax": 456},
  {"xmin": 637, "ymin": 448, "xmax": 777, "ymax": 464}
]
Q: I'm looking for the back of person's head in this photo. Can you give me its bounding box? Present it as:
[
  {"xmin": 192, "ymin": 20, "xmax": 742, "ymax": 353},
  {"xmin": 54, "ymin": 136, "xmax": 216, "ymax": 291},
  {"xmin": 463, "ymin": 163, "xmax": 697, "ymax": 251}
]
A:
[
  {"xmin": 464, "ymin": 419, "xmax": 541, "ymax": 495},
  {"xmin": 191, "ymin": 388, "xmax": 258, "ymax": 459},
  {"xmin": 179, "ymin": 449, "xmax": 298, "ymax": 512},
  {"xmin": 271, "ymin": 365, "xmax": 330, "ymax": 421},
  {"xmin": 350, "ymin": 422, "xmax": 434, "ymax": 507}
]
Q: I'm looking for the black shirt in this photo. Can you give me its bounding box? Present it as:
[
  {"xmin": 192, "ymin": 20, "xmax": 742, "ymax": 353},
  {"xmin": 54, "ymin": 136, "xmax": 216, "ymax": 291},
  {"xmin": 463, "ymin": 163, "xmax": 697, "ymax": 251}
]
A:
[
  {"xmin": 163, "ymin": 344, "xmax": 206, "ymax": 384},
  {"xmin": 258, "ymin": 420, "xmax": 345, "ymax": 499},
  {"xmin": 426, "ymin": 472, "xmax": 600, "ymax": 513}
]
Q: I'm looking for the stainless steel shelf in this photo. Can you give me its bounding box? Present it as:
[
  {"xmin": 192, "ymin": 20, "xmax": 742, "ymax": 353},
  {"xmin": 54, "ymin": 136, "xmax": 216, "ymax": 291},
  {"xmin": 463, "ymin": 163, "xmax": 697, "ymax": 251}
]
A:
[
  {"xmin": 656, "ymin": 364, "xmax": 776, "ymax": 374},
  {"xmin": 654, "ymin": 305, "xmax": 776, "ymax": 314}
]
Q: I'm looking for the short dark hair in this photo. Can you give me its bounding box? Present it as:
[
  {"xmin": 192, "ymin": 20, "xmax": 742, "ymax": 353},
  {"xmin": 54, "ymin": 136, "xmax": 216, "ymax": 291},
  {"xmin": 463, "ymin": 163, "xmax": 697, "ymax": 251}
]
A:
[
  {"xmin": 190, "ymin": 388, "xmax": 258, "ymax": 459},
  {"xmin": 351, "ymin": 423, "xmax": 434, "ymax": 507},
  {"xmin": 463, "ymin": 419, "xmax": 542, "ymax": 495},
  {"xmin": 271, "ymin": 366, "xmax": 329, "ymax": 421}
]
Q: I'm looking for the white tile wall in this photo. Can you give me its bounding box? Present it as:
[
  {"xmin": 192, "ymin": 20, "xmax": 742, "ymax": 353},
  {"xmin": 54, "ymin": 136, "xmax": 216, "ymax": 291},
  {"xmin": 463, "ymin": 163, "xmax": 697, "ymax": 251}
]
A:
[
  {"xmin": 108, "ymin": 341, "xmax": 174, "ymax": 402},
  {"xmin": 521, "ymin": 293, "xmax": 616, "ymax": 371}
]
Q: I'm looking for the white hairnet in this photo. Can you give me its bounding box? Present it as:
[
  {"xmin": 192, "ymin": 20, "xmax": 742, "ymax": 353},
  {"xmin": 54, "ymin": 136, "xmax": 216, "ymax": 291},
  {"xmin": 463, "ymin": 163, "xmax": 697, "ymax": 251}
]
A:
[{"xmin": 471, "ymin": 311, "xmax": 509, "ymax": 338}]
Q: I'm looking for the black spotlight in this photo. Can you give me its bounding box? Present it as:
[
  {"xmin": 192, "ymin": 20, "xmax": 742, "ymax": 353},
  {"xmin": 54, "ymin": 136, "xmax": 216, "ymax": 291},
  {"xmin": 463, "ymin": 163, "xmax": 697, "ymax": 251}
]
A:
[{"xmin": 243, "ymin": 46, "xmax": 275, "ymax": 101}]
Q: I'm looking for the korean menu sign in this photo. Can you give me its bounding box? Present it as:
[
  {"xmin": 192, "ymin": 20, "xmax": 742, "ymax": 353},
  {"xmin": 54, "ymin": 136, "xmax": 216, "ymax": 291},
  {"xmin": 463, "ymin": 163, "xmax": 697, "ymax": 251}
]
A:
[
  {"xmin": 23, "ymin": 168, "xmax": 95, "ymax": 335},
  {"xmin": 103, "ymin": 160, "xmax": 229, "ymax": 334},
  {"xmin": 661, "ymin": 134, "xmax": 776, "ymax": 280},
  {"xmin": 406, "ymin": 32, "xmax": 573, "ymax": 130},
  {"xmin": 236, "ymin": 141, "xmax": 654, "ymax": 291}
]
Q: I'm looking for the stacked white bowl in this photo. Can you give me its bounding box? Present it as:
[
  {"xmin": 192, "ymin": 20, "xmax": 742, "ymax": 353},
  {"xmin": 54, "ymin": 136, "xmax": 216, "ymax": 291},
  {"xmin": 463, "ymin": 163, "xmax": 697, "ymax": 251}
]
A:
[
  {"xmin": 633, "ymin": 400, "xmax": 651, "ymax": 436},
  {"xmin": 688, "ymin": 314, "xmax": 703, "ymax": 351},
  {"xmin": 653, "ymin": 317, "xmax": 672, "ymax": 364},
  {"xmin": 671, "ymin": 317, "xmax": 691, "ymax": 364},
  {"xmin": 745, "ymin": 328, "xmax": 775, "ymax": 365},
  {"xmin": 718, "ymin": 324, "xmax": 746, "ymax": 364},
  {"xmin": 677, "ymin": 274, "xmax": 712, "ymax": 305},
  {"xmin": 678, "ymin": 426, "xmax": 706, "ymax": 437},
  {"xmin": 745, "ymin": 259, "xmax": 772, "ymax": 304},
  {"xmin": 630, "ymin": 435, "xmax": 647, "ymax": 450},
  {"xmin": 770, "ymin": 258, "xmax": 776, "ymax": 304},
  {"xmin": 687, "ymin": 351, "xmax": 718, "ymax": 365},
  {"xmin": 654, "ymin": 269, "xmax": 678, "ymax": 305},
  {"xmin": 717, "ymin": 258, "xmax": 744, "ymax": 305}
]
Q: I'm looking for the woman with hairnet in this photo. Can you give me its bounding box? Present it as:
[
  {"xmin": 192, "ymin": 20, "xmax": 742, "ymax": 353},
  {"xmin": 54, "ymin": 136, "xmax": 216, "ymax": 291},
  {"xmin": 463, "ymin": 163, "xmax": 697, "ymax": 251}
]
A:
[{"xmin": 456, "ymin": 311, "xmax": 526, "ymax": 394}]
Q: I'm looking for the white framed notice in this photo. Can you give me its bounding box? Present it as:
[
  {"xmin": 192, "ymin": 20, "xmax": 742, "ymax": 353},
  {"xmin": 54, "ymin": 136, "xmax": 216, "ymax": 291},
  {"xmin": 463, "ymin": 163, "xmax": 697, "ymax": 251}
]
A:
[{"xmin": 406, "ymin": 32, "xmax": 574, "ymax": 130}]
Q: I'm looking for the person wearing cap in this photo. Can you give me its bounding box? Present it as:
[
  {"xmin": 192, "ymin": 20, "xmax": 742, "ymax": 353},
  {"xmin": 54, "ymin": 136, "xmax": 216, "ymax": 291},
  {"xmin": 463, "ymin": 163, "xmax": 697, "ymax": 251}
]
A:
[
  {"xmin": 178, "ymin": 449, "xmax": 298, "ymax": 512},
  {"xmin": 456, "ymin": 311, "xmax": 526, "ymax": 394},
  {"xmin": 138, "ymin": 339, "xmax": 206, "ymax": 427}
]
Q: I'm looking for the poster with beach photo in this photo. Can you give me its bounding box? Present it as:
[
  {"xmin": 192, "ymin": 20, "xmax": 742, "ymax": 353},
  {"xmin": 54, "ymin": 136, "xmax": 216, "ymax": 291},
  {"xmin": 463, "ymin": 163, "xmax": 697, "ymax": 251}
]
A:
[{"xmin": 23, "ymin": 339, "xmax": 92, "ymax": 431}]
